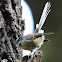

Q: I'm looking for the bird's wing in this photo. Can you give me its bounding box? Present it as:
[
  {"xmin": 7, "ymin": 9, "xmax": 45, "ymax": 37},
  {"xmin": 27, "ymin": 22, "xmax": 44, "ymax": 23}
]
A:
[
  {"xmin": 35, "ymin": 2, "xmax": 51, "ymax": 33},
  {"xmin": 24, "ymin": 33, "xmax": 42, "ymax": 40},
  {"xmin": 24, "ymin": 32, "xmax": 54, "ymax": 40}
]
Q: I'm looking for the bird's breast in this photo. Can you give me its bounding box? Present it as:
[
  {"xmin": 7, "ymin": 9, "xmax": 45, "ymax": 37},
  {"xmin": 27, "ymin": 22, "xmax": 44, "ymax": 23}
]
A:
[
  {"xmin": 21, "ymin": 40, "xmax": 37, "ymax": 52},
  {"xmin": 34, "ymin": 37, "xmax": 44, "ymax": 47}
]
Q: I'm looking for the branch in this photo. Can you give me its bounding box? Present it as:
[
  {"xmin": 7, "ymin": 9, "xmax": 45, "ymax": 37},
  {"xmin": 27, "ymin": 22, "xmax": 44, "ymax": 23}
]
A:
[
  {"xmin": 22, "ymin": 50, "xmax": 42, "ymax": 62},
  {"xmin": 0, "ymin": 0, "xmax": 42, "ymax": 62}
]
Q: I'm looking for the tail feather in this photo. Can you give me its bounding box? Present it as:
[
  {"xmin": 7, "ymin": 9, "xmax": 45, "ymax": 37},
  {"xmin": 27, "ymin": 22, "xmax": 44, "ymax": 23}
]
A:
[
  {"xmin": 35, "ymin": 2, "xmax": 51, "ymax": 33},
  {"xmin": 39, "ymin": 2, "xmax": 51, "ymax": 30}
]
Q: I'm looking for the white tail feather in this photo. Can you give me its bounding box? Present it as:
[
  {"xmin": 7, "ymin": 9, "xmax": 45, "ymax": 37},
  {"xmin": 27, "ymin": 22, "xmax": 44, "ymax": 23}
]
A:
[{"xmin": 35, "ymin": 2, "xmax": 51, "ymax": 32}]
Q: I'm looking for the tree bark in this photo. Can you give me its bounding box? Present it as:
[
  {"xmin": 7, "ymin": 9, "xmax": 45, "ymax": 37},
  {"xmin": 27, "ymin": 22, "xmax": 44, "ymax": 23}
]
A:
[{"xmin": 0, "ymin": 0, "xmax": 42, "ymax": 62}]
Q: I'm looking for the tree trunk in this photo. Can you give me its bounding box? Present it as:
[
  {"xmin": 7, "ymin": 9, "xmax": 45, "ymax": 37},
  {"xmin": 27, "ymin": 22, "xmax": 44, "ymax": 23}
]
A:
[{"xmin": 0, "ymin": 0, "xmax": 42, "ymax": 62}]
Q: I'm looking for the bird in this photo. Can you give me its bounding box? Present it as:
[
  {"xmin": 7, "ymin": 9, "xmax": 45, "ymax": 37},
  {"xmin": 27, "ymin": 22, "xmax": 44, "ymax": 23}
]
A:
[
  {"xmin": 16, "ymin": 2, "xmax": 53, "ymax": 56},
  {"xmin": 16, "ymin": 32, "xmax": 53, "ymax": 56}
]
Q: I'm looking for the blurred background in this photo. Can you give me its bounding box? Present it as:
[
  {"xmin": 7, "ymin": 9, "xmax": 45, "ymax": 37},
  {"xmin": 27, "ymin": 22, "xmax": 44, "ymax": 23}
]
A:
[{"xmin": 24, "ymin": 0, "xmax": 62, "ymax": 62}]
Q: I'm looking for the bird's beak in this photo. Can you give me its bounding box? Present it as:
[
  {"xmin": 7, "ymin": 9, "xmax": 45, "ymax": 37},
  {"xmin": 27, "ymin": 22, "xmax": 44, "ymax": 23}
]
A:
[{"xmin": 44, "ymin": 39, "xmax": 50, "ymax": 43}]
